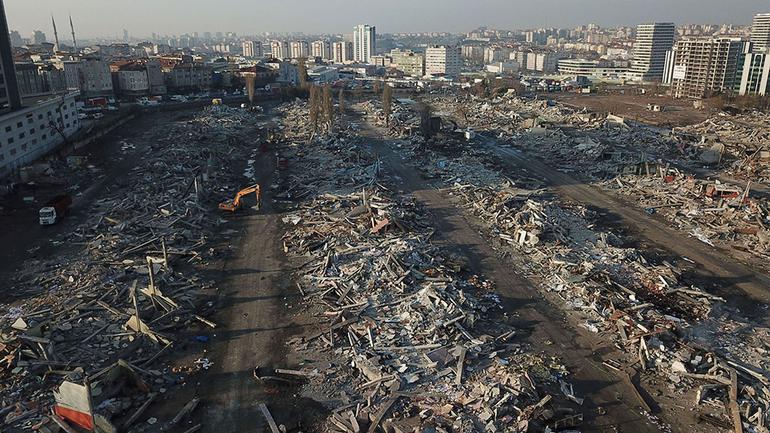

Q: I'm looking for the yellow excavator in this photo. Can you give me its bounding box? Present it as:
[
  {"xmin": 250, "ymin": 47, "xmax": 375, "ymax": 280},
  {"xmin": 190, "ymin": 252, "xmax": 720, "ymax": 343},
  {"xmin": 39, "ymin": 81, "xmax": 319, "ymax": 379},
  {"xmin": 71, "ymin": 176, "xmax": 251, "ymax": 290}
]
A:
[{"xmin": 219, "ymin": 184, "xmax": 261, "ymax": 212}]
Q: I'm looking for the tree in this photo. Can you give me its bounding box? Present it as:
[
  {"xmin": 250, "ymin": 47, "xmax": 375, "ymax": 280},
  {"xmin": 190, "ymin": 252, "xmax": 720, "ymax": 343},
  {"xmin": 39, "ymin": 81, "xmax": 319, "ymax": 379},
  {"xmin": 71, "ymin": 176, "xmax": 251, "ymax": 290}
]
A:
[
  {"xmin": 382, "ymin": 84, "xmax": 393, "ymax": 125},
  {"xmin": 244, "ymin": 74, "xmax": 256, "ymax": 105},
  {"xmin": 338, "ymin": 88, "xmax": 345, "ymax": 115},
  {"xmin": 297, "ymin": 58, "xmax": 309, "ymax": 90},
  {"xmin": 322, "ymin": 84, "xmax": 334, "ymax": 131},
  {"xmin": 373, "ymin": 79, "xmax": 382, "ymax": 95},
  {"xmin": 417, "ymin": 101, "xmax": 433, "ymax": 139},
  {"xmin": 353, "ymin": 87, "xmax": 363, "ymax": 102},
  {"xmin": 308, "ymin": 85, "xmax": 321, "ymax": 132}
]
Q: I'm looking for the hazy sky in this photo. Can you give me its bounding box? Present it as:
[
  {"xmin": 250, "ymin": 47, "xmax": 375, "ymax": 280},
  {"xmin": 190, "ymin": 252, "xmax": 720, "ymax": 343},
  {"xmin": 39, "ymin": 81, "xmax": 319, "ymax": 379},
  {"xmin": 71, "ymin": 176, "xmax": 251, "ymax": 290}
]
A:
[{"xmin": 5, "ymin": 0, "xmax": 769, "ymax": 38}]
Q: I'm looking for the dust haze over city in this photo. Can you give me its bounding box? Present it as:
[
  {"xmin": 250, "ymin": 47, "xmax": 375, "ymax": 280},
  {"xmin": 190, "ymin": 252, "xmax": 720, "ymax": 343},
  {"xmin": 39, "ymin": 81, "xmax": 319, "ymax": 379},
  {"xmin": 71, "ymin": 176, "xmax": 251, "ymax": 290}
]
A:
[{"xmin": 2, "ymin": 0, "xmax": 770, "ymax": 432}]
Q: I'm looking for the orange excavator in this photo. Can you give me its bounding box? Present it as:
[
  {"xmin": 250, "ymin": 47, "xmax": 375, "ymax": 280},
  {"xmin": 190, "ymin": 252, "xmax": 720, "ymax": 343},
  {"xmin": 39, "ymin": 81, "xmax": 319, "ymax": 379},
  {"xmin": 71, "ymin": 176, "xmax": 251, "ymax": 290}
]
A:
[{"xmin": 219, "ymin": 184, "xmax": 261, "ymax": 212}]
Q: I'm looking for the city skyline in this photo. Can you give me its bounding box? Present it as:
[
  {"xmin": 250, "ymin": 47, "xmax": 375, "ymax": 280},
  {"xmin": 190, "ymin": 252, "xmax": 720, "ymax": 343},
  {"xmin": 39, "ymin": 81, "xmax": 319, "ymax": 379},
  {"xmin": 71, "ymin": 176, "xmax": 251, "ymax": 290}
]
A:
[{"xmin": 5, "ymin": 0, "xmax": 769, "ymax": 39}]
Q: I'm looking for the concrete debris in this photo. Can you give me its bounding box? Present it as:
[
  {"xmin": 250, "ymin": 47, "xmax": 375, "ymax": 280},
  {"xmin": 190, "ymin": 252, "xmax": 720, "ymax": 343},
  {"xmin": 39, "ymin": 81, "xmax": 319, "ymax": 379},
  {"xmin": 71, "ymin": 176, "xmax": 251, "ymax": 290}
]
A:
[
  {"xmin": 0, "ymin": 104, "xmax": 265, "ymax": 432},
  {"xmin": 382, "ymin": 93, "xmax": 770, "ymax": 433},
  {"xmin": 275, "ymin": 100, "xmax": 584, "ymax": 433}
]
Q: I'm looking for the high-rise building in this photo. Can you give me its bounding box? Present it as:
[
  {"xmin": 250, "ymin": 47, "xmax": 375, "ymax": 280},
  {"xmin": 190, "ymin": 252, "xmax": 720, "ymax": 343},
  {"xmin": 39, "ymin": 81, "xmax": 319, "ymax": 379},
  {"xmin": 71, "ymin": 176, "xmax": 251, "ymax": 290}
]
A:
[
  {"xmin": 289, "ymin": 40, "xmax": 309, "ymax": 58},
  {"xmin": 629, "ymin": 22, "xmax": 675, "ymax": 82},
  {"xmin": 0, "ymin": 1, "xmax": 20, "ymax": 111},
  {"xmin": 311, "ymin": 40, "xmax": 330, "ymax": 60},
  {"xmin": 31, "ymin": 30, "xmax": 47, "ymax": 45},
  {"xmin": 751, "ymin": 13, "xmax": 770, "ymax": 53},
  {"xmin": 353, "ymin": 24, "xmax": 376, "ymax": 63},
  {"xmin": 9, "ymin": 30, "xmax": 21, "ymax": 47},
  {"xmin": 738, "ymin": 52, "xmax": 770, "ymax": 96},
  {"xmin": 667, "ymin": 37, "xmax": 743, "ymax": 98},
  {"xmin": 242, "ymin": 40, "xmax": 262, "ymax": 58},
  {"xmin": 425, "ymin": 45, "xmax": 462, "ymax": 78},
  {"xmin": 332, "ymin": 41, "xmax": 353, "ymax": 64},
  {"xmin": 270, "ymin": 40, "xmax": 289, "ymax": 59}
]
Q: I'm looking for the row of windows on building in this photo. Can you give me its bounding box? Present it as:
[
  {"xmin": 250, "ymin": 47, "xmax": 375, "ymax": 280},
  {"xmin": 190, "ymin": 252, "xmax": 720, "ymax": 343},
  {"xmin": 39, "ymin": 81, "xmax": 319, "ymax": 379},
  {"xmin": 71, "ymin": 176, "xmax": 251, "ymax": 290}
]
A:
[{"xmin": 0, "ymin": 101, "xmax": 78, "ymax": 163}]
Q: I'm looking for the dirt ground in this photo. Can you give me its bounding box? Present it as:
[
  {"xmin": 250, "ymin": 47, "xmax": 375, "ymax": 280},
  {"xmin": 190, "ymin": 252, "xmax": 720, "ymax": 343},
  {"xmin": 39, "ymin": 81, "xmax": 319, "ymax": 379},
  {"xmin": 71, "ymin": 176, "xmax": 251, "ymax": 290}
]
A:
[{"xmin": 553, "ymin": 93, "xmax": 711, "ymax": 127}]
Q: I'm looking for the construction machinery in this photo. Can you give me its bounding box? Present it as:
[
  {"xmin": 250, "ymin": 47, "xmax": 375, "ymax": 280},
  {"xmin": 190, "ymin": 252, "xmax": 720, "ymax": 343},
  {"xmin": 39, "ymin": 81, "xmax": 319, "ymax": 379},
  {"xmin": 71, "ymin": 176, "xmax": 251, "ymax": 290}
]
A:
[
  {"xmin": 219, "ymin": 184, "xmax": 261, "ymax": 212},
  {"xmin": 39, "ymin": 194, "xmax": 73, "ymax": 225}
]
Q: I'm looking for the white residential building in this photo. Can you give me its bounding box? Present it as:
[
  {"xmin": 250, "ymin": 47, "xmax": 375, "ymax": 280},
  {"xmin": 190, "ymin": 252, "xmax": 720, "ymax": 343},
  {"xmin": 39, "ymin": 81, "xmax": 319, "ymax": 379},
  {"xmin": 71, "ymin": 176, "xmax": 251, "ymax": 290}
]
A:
[
  {"xmin": 0, "ymin": 92, "xmax": 81, "ymax": 177},
  {"xmin": 270, "ymin": 40, "xmax": 289, "ymax": 59},
  {"xmin": 739, "ymin": 52, "xmax": 770, "ymax": 96},
  {"xmin": 353, "ymin": 24, "xmax": 376, "ymax": 63},
  {"xmin": 751, "ymin": 13, "xmax": 770, "ymax": 53},
  {"xmin": 311, "ymin": 40, "xmax": 331, "ymax": 60},
  {"xmin": 332, "ymin": 41, "xmax": 353, "ymax": 64},
  {"xmin": 425, "ymin": 45, "xmax": 462, "ymax": 78},
  {"xmin": 289, "ymin": 41, "xmax": 309, "ymax": 59},
  {"xmin": 80, "ymin": 57, "xmax": 113, "ymax": 97},
  {"xmin": 628, "ymin": 22, "xmax": 676, "ymax": 82},
  {"xmin": 242, "ymin": 40, "xmax": 262, "ymax": 58}
]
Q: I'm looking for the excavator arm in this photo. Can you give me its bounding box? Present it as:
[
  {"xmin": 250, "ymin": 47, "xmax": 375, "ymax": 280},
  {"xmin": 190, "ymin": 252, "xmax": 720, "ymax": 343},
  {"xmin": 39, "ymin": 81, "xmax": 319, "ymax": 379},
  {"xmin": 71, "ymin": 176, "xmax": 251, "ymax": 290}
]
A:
[{"xmin": 219, "ymin": 184, "xmax": 261, "ymax": 212}]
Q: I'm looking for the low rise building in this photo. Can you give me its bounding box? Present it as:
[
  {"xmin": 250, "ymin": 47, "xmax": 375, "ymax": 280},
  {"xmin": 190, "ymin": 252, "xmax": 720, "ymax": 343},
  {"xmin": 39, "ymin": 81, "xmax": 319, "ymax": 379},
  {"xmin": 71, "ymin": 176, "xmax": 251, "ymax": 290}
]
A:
[
  {"xmin": 80, "ymin": 56, "xmax": 114, "ymax": 97},
  {"xmin": 307, "ymin": 65, "xmax": 338, "ymax": 83},
  {"xmin": 0, "ymin": 92, "xmax": 81, "ymax": 177},
  {"xmin": 164, "ymin": 62, "xmax": 213, "ymax": 91},
  {"xmin": 113, "ymin": 62, "xmax": 149, "ymax": 96},
  {"xmin": 390, "ymin": 49, "xmax": 425, "ymax": 77}
]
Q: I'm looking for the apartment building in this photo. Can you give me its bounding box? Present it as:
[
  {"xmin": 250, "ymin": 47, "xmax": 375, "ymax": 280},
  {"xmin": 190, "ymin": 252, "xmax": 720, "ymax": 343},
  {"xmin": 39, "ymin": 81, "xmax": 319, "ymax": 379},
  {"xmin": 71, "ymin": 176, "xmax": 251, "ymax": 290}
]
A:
[
  {"xmin": 311, "ymin": 40, "xmax": 330, "ymax": 60},
  {"xmin": 425, "ymin": 45, "xmax": 461, "ymax": 78},
  {"xmin": 667, "ymin": 37, "xmax": 743, "ymax": 98},
  {"xmin": 270, "ymin": 40, "xmax": 289, "ymax": 60},
  {"xmin": 389, "ymin": 49, "xmax": 425, "ymax": 77},
  {"xmin": 332, "ymin": 41, "xmax": 353, "ymax": 64},
  {"xmin": 628, "ymin": 22, "xmax": 675, "ymax": 82},
  {"xmin": 353, "ymin": 24, "xmax": 376, "ymax": 63},
  {"xmin": 289, "ymin": 41, "xmax": 309, "ymax": 59},
  {"xmin": 242, "ymin": 40, "xmax": 263, "ymax": 58},
  {"xmin": 751, "ymin": 13, "xmax": 770, "ymax": 53}
]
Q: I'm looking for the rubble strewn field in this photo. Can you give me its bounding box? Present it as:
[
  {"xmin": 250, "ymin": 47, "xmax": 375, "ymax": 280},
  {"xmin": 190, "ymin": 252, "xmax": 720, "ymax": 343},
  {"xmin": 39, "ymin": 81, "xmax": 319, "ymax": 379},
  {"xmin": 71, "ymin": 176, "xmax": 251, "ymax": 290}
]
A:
[
  {"xmin": 1, "ymin": 106, "xmax": 264, "ymax": 432},
  {"xmin": 273, "ymin": 101, "xmax": 589, "ymax": 433},
  {"xmin": 364, "ymin": 93, "xmax": 770, "ymax": 432},
  {"xmin": 421, "ymin": 93, "xmax": 770, "ymax": 275}
]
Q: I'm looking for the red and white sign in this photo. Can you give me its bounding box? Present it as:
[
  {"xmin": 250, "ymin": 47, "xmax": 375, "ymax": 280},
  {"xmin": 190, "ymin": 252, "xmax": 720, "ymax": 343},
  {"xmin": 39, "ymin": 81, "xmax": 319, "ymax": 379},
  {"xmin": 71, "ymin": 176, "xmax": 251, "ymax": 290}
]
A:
[{"xmin": 53, "ymin": 381, "xmax": 94, "ymax": 430}]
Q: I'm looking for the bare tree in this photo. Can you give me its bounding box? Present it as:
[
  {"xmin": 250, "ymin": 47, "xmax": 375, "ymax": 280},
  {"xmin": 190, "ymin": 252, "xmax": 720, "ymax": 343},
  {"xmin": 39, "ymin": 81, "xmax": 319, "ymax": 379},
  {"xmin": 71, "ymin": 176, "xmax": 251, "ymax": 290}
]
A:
[
  {"xmin": 323, "ymin": 84, "xmax": 334, "ymax": 131},
  {"xmin": 297, "ymin": 58, "xmax": 309, "ymax": 90},
  {"xmin": 417, "ymin": 101, "xmax": 434, "ymax": 139},
  {"xmin": 244, "ymin": 74, "xmax": 256, "ymax": 105},
  {"xmin": 353, "ymin": 86, "xmax": 363, "ymax": 101},
  {"xmin": 309, "ymin": 85, "xmax": 321, "ymax": 132},
  {"xmin": 373, "ymin": 79, "xmax": 382, "ymax": 95},
  {"xmin": 338, "ymin": 88, "xmax": 345, "ymax": 115},
  {"xmin": 382, "ymin": 83, "xmax": 393, "ymax": 125}
]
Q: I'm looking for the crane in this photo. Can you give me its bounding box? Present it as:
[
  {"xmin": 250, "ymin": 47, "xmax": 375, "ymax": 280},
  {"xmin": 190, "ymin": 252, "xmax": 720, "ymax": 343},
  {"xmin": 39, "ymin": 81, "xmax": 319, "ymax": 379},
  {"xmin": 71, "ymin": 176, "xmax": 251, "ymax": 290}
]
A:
[{"xmin": 219, "ymin": 184, "xmax": 261, "ymax": 212}]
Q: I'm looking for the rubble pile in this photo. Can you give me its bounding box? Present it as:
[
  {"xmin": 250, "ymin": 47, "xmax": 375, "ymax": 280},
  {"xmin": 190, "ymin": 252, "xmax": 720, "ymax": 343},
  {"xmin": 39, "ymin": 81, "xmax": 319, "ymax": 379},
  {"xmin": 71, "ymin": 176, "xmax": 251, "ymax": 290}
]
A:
[
  {"xmin": 274, "ymin": 102, "xmax": 584, "ymax": 433},
  {"xmin": 422, "ymin": 93, "xmax": 770, "ymax": 275},
  {"xmin": 673, "ymin": 113, "xmax": 770, "ymax": 180},
  {"xmin": 604, "ymin": 172, "xmax": 770, "ymax": 261},
  {"xmin": 406, "ymin": 141, "xmax": 770, "ymax": 432},
  {"xmin": 0, "ymin": 105, "xmax": 261, "ymax": 432}
]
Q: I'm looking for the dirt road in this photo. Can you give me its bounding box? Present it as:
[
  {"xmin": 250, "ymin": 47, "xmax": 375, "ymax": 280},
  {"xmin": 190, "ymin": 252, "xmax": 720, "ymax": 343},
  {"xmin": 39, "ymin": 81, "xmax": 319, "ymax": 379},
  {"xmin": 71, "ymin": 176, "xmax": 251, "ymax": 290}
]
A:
[
  {"xmin": 359, "ymin": 119, "xmax": 662, "ymax": 432},
  {"xmin": 482, "ymin": 139, "xmax": 770, "ymax": 324}
]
